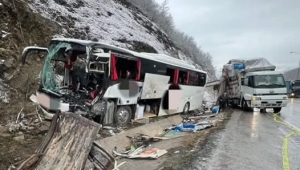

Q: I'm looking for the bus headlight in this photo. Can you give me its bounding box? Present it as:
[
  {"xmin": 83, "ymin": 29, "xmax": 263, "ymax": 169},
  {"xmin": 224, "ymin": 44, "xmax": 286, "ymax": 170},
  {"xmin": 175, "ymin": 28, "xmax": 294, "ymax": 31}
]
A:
[
  {"xmin": 291, "ymin": 93, "xmax": 295, "ymax": 96},
  {"xmin": 251, "ymin": 96, "xmax": 261, "ymax": 101}
]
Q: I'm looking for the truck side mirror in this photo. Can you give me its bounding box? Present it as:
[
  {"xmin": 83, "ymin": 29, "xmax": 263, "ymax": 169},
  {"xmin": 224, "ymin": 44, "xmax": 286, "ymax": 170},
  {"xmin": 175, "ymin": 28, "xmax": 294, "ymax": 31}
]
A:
[{"xmin": 241, "ymin": 78, "xmax": 245, "ymax": 85}]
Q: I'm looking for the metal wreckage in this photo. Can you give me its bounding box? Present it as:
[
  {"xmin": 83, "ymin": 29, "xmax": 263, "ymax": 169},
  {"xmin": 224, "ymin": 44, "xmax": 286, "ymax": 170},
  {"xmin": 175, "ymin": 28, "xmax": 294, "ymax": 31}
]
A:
[{"xmin": 23, "ymin": 38, "xmax": 134, "ymax": 126}]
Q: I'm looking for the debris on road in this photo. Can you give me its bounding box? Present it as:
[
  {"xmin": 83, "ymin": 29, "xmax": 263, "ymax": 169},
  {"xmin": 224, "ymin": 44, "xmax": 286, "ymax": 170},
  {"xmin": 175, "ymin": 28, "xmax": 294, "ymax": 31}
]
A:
[
  {"xmin": 113, "ymin": 146, "xmax": 168, "ymax": 159},
  {"xmin": 7, "ymin": 104, "xmax": 220, "ymax": 169},
  {"xmin": 9, "ymin": 112, "xmax": 112, "ymax": 170},
  {"xmin": 0, "ymin": 79, "xmax": 11, "ymax": 104},
  {"xmin": 164, "ymin": 112, "xmax": 217, "ymax": 133},
  {"xmin": 126, "ymin": 134, "xmax": 168, "ymax": 149},
  {"xmin": 7, "ymin": 107, "xmax": 43, "ymax": 133},
  {"xmin": 162, "ymin": 130, "xmax": 183, "ymax": 137},
  {"xmin": 13, "ymin": 134, "xmax": 25, "ymax": 142},
  {"xmin": 109, "ymin": 129, "xmax": 116, "ymax": 136},
  {"xmin": 86, "ymin": 142, "xmax": 117, "ymax": 170}
]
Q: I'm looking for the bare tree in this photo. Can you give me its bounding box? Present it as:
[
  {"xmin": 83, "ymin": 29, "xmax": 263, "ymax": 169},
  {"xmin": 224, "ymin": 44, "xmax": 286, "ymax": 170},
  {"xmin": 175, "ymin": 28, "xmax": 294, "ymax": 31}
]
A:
[{"xmin": 125, "ymin": 0, "xmax": 217, "ymax": 79}]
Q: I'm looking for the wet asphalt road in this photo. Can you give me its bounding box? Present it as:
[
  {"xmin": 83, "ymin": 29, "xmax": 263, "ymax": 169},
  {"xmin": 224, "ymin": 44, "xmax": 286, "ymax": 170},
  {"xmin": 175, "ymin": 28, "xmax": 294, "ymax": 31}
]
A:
[{"xmin": 189, "ymin": 99, "xmax": 300, "ymax": 170}]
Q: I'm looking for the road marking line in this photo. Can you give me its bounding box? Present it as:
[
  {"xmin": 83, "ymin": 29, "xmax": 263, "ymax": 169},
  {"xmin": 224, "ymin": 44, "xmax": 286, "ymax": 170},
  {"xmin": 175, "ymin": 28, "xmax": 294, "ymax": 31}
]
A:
[{"xmin": 273, "ymin": 114, "xmax": 299, "ymax": 170}]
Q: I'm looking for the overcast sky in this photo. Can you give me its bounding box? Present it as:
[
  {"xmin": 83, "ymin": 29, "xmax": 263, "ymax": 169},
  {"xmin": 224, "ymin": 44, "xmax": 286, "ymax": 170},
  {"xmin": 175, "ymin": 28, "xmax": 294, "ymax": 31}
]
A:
[{"xmin": 155, "ymin": 0, "xmax": 300, "ymax": 76}]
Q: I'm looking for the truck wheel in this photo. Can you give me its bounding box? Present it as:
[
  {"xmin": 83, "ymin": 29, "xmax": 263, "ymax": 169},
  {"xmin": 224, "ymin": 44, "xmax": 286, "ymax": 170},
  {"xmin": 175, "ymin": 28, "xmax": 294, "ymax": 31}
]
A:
[
  {"xmin": 273, "ymin": 107, "xmax": 282, "ymax": 113},
  {"xmin": 242, "ymin": 99, "xmax": 248, "ymax": 111},
  {"xmin": 248, "ymin": 107, "xmax": 253, "ymax": 112},
  {"xmin": 260, "ymin": 108, "xmax": 266, "ymax": 113},
  {"xmin": 242, "ymin": 99, "xmax": 253, "ymax": 112},
  {"xmin": 114, "ymin": 106, "xmax": 132, "ymax": 126}
]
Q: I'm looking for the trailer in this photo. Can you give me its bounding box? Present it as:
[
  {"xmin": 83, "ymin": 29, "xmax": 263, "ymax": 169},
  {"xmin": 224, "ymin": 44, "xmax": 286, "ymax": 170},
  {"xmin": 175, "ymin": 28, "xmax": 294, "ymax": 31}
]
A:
[{"xmin": 219, "ymin": 58, "xmax": 288, "ymax": 113}]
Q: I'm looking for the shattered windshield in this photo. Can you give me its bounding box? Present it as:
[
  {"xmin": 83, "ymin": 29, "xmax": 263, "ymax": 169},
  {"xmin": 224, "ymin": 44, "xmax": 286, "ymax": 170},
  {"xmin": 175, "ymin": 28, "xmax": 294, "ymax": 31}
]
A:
[
  {"xmin": 253, "ymin": 74, "xmax": 286, "ymax": 88},
  {"xmin": 41, "ymin": 41, "xmax": 87, "ymax": 94}
]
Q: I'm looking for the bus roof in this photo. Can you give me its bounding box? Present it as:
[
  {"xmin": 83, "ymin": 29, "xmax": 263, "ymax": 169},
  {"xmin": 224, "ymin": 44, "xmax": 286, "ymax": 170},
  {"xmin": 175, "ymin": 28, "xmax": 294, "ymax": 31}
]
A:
[{"xmin": 51, "ymin": 38, "xmax": 207, "ymax": 74}]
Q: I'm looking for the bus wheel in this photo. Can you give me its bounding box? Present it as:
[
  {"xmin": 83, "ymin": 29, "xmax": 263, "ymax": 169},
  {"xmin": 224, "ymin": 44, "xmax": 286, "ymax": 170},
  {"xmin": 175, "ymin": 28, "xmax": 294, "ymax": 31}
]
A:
[
  {"xmin": 114, "ymin": 106, "xmax": 132, "ymax": 126},
  {"xmin": 182, "ymin": 102, "xmax": 190, "ymax": 114}
]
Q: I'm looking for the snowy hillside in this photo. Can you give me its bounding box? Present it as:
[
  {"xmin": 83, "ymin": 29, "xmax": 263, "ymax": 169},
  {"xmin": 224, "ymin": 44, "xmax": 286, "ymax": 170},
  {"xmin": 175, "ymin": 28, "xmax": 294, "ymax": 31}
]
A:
[
  {"xmin": 27, "ymin": 0, "xmax": 209, "ymax": 74},
  {"xmin": 284, "ymin": 67, "xmax": 300, "ymax": 81},
  {"xmin": 28, "ymin": 0, "xmax": 170, "ymax": 53}
]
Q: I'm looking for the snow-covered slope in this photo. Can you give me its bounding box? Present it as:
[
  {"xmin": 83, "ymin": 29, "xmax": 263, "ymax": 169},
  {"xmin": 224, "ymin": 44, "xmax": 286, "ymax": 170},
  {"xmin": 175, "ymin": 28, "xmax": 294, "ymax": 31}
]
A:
[
  {"xmin": 284, "ymin": 67, "xmax": 300, "ymax": 81},
  {"xmin": 28, "ymin": 0, "xmax": 170, "ymax": 53},
  {"xmin": 26, "ymin": 0, "xmax": 208, "ymax": 72}
]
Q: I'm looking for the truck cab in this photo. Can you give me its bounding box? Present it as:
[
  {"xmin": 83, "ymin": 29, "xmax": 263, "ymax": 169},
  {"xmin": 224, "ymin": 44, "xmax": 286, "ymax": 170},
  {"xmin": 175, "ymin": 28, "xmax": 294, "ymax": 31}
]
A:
[
  {"xmin": 241, "ymin": 71, "xmax": 288, "ymax": 113},
  {"xmin": 286, "ymin": 80, "xmax": 292, "ymax": 96},
  {"xmin": 290, "ymin": 80, "xmax": 300, "ymax": 98}
]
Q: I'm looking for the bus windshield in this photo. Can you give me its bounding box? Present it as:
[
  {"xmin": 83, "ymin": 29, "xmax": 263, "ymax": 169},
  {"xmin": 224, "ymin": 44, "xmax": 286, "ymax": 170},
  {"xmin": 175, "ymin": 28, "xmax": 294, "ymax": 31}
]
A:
[
  {"xmin": 40, "ymin": 41, "xmax": 109, "ymax": 95},
  {"xmin": 253, "ymin": 74, "xmax": 286, "ymax": 88}
]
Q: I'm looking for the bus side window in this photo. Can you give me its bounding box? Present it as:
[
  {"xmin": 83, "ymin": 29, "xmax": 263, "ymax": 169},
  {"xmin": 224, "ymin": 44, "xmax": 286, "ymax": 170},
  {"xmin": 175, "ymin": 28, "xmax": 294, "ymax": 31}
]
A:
[
  {"xmin": 179, "ymin": 70, "xmax": 188, "ymax": 85},
  {"xmin": 115, "ymin": 56, "xmax": 138, "ymax": 80},
  {"xmin": 188, "ymin": 71, "xmax": 197, "ymax": 86},
  {"xmin": 166, "ymin": 68, "xmax": 175, "ymax": 83},
  {"xmin": 198, "ymin": 72, "xmax": 206, "ymax": 86}
]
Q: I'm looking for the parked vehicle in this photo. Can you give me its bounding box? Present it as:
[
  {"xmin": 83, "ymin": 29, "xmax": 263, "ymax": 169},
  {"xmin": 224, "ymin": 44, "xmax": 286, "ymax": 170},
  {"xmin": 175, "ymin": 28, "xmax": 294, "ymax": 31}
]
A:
[
  {"xmin": 290, "ymin": 80, "xmax": 300, "ymax": 98},
  {"xmin": 219, "ymin": 58, "xmax": 288, "ymax": 113},
  {"xmin": 286, "ymin": 80, "xmax": 292, "ymax": 97},
  {"xmin": 21, "ymin": 38, "xmax": 207, "ymax": 125}
]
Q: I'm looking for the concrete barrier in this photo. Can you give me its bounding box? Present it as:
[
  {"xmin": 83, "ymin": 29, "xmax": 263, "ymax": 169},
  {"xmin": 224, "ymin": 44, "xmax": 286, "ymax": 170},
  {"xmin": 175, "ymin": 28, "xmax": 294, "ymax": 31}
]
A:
[{"xmin": 96, "ymin": 114, "xmax": 183, "ymax": 153}]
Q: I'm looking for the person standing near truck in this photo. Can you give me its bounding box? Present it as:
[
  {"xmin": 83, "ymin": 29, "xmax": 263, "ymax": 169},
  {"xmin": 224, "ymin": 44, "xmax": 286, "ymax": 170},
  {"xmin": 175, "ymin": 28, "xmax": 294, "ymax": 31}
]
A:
[
  {"xmin": 218, "ymin": 93, "xmax": 230, "ymax": 112},
  {"xmin": 217, "ymin": 94, "xmax": 225, "ymax": 112},
  {"xmin": 223, "ymin": 92, "xmax": 229, "ymax": 109}
]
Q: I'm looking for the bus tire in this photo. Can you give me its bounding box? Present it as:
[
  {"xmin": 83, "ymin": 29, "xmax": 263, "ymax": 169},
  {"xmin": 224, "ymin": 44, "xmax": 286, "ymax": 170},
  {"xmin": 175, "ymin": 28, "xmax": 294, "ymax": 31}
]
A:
[
  {"xmin": 114, "ymin": 106, "xmax": 132, "ymax": 126},
  {"xmin": 182, "ymin": 102, "xmax": 190, "ymax": 114}
]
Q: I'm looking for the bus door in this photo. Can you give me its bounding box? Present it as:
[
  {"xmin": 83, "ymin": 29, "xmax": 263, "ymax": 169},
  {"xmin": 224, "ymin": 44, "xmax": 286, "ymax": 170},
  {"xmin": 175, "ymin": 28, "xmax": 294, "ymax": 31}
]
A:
[{"xmin": 140, "ymin": 73, "xmax": 170, "ymax": 99}]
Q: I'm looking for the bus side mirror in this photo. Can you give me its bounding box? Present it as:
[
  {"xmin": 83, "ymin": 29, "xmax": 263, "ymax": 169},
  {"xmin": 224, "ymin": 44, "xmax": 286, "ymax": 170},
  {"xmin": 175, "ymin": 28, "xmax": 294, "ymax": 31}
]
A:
[{"xmin": 21, "ymin": 46, "xmax": 48, "ymax": 65}]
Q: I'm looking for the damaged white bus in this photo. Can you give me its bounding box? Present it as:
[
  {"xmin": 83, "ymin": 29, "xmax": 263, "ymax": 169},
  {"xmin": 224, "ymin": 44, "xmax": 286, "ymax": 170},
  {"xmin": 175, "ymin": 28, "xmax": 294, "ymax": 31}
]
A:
[{"xmin": 22, "ymin": 38, "xmax": 207, "ymax": 126}]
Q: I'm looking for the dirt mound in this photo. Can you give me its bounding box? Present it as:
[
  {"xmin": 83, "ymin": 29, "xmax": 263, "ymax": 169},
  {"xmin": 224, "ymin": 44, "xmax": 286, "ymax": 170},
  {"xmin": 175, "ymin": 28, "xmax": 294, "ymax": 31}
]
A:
[{"xmin": 0, "ymin": 0, "xmax": 60, "ymax": 123}]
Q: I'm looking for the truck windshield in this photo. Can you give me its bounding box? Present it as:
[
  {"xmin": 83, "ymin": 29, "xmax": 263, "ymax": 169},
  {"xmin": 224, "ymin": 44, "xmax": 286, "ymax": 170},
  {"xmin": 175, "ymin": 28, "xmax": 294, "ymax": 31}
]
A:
[
  {"xmin": 294, "ymin": 81, "xmax": 300, "ymax": 87},
  {"xmin": 253, "ymin": 74, "xmax": 286, "ymax": 88}
]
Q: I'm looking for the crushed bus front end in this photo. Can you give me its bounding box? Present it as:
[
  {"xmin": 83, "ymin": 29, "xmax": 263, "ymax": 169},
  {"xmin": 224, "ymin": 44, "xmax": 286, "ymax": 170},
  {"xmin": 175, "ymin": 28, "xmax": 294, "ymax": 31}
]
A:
[{"xmin": 23, "ymin": 39, "xmax": 110, "ymax": 122}]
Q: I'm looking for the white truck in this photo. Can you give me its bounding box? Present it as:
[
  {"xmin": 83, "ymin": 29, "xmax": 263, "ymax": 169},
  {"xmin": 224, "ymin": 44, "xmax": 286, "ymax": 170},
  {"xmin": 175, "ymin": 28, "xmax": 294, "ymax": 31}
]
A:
[{"xmin": 219, "ymin": 58, "xmax": 288, "ymax": 113}]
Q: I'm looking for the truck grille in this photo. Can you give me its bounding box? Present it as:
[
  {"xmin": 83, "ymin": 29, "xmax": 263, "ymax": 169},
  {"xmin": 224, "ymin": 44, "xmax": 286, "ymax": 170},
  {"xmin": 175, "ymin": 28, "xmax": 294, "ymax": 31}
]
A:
[
  {"xmin": 253, "ymin": 93, "xmax": 287, "ymax": 96},
  {"xmin": 262, "ymin": 103, "xmax": 281, "ymax": 107}
]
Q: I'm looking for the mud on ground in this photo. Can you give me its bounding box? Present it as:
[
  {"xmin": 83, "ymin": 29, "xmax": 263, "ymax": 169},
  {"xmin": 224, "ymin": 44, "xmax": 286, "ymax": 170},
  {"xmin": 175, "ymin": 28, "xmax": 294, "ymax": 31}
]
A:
[
  {"xmin": 0, "ymin": 1, "xmax": 60, "ymax": 168},
  {"xmin": 0, "ymin": 121, "xmax": 50, "ymax": 170},
  {"xmin": 0, "ymin": 0, "xmax": 60, "ymax": 124}
]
